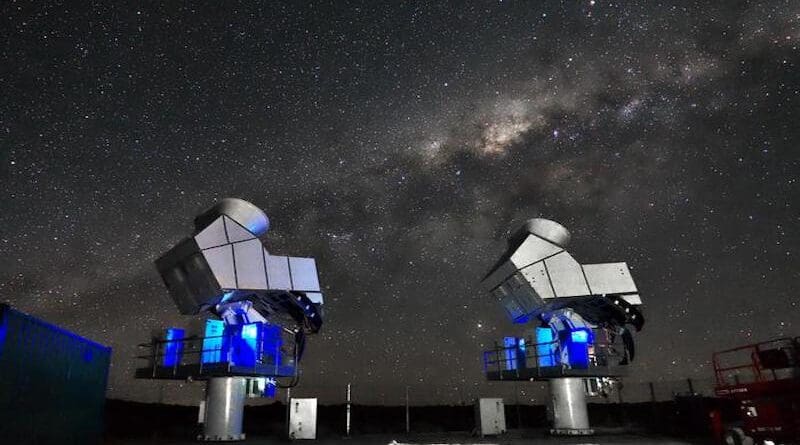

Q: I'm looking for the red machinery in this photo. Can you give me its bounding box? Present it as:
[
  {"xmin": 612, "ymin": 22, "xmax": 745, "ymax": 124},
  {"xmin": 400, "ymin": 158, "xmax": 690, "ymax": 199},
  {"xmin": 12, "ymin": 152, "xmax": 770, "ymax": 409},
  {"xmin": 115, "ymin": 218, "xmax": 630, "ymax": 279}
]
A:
[{"xmin": 712, "ymin": 337, "xmax": 800, "ymax": 444}]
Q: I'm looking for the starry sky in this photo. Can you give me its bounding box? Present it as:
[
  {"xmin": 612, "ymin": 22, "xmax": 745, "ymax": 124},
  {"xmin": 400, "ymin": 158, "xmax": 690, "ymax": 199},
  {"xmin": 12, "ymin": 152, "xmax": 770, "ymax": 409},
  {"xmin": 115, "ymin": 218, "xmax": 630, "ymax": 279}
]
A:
[{"xmin": 2, "ymin": 1, "xmax": 799, "ymax": 404}]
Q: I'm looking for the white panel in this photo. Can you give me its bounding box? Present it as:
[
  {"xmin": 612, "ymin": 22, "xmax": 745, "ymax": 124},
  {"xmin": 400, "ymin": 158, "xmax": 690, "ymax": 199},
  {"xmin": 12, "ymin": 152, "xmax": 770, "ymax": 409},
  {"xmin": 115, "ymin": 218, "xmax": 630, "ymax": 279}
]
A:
[
  {"xmin": 509, "ymin": 235, "xmax": 563, "ymax": 269},
  {"xmin": 476, "ymin": 398, "xmax": 506, "ymax": 436},
  {"xmin": 305, "ymin": 292, "xmax": 324, "ymax": 304},
  {"xmin": 491, "ymin": 285, "xmax": 508, "ymax": 299},
  {"xmin": 288, "ymin": 398, "xmax": 317, "ymax": 439},
  {"xmin": 501, "ymin": 294, "xmax": 526, "ymax": 321},
  {"xmin": 500, "ymin": 274, "xmax": 543, "ymax": 321},
  {"xmin": 265, "ymin": 254, "xmax": 292, "ymax": 290},
  {"xmin": 544, "ymin": 252, "xmax": 591, "ymax": 298},
  {"xmin": 202, "ymin": 245, "xmax": 236, "ymax": 289},
  {"xmin": 288, "ymin": 257, "xmax": 321, "ymax": 292},
  {"xmin": 519, "ymin": 261, "xmax": 556, "ymax": 300},
  {"xmin": 582, "ymin": 262, "xmax": 638, "ymax": 295},
  {"xmin": 198, "ymin": 400, "xmax": 206, "ymax": 424},
  {"xmin": 194, "ymin": 217, "xmax": 228, "ymax": 249},
  {"xmin": 621, "ymin": 294, "xmax": 642, "ymax": 305},
  {"xmin": 224, "ymin": 216, "xmax": 257, "ymax": 243},
  {"xmin": 233, "ymin": 239, "xmax": 267, "ymax": 289},
  {"xmin": 480, "ymin": 261, "xmax": 517, "ymax": 292}
]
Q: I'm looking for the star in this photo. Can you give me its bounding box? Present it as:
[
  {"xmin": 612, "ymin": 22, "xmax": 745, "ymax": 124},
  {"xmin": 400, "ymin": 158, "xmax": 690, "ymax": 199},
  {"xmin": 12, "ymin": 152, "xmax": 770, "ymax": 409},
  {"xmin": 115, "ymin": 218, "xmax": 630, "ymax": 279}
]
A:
[{"xmin": 1, "ymin": 0, "xmax": 798, "ymax": 405}]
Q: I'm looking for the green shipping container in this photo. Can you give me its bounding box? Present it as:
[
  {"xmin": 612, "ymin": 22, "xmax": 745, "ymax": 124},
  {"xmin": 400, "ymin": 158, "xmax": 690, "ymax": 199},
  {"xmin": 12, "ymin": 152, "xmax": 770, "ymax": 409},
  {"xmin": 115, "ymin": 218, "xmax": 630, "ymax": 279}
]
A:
[{"xmin": 0, "ymin": 303, "xmax": 111, "ymax": 445}]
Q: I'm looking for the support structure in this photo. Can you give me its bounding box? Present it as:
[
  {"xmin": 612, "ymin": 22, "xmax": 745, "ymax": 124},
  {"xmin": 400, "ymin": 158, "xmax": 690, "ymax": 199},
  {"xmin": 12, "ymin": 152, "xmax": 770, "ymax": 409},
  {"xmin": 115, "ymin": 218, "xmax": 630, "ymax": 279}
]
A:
[
  {"xmin": 136, "ymin": 198, "xmax": 327, "ymax": 442},
  {"xmin": 549, "ymin": 377, "xmax": 591, "ymax": 435},
  {"xmin": 479, "ymin": 218, "xmax": 646, "ymax": 435},
  {"xmin": 201, "ymin": 377, "xmax": 247, "ymax": 441},
  {"xmin": 345, "ymin": 383, "xmax": 351, "ymax": 436}
]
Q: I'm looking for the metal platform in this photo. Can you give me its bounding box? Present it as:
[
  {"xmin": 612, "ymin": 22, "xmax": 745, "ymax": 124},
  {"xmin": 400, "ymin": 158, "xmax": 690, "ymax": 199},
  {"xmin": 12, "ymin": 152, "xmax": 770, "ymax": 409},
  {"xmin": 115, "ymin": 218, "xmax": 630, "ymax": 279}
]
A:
[
  {"xmin": 713, "ymin": 336, "xmax": 800, "ymax": 393},
  {"xmin": 136, "ymin": 329, "xmax": 299, "ymax": 381},
  {"xmin": 135, "ymin": 362, "xmax": 296, "ymax": 380},
  {"xmin": 486, "ymin": 365, "xmax": 626, "ymax": 381},
  {"xmin": 483, "ymin": 336, "xmax": 627, "ymax": 381},
  {"xmin": 711, "ymin": 336, "xmax": 800, "ymax": 443}
]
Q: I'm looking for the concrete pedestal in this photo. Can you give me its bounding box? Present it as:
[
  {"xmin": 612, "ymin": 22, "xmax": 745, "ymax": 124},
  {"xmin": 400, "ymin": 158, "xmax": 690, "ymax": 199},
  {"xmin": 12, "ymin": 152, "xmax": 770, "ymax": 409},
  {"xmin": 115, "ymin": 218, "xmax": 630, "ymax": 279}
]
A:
[
  {"xmin": 549, "ymin": 377, "xmax": 593, "ymax": 435},
  {"xmin": 199, "ymin": 377, "xmax": 247, "ymax": 441}
]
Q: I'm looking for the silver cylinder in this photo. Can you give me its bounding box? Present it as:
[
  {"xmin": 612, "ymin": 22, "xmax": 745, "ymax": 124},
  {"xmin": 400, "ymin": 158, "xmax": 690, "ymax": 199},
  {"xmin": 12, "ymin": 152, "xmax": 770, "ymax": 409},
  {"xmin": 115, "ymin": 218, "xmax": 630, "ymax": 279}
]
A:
[
  {"xmin": 549, "ymin": 378, "xmax": 593, "ymax": 435},
  {"xmin": 521, "ymin": 218, "xmax": 571, "ymax": 247},
  {"xmin": 195, "ymin": 198, "xmax": 270, "ymax": 236},
  {"xmin": 199, "ymin": 377, "xmax": 247, "ymax": 441}
]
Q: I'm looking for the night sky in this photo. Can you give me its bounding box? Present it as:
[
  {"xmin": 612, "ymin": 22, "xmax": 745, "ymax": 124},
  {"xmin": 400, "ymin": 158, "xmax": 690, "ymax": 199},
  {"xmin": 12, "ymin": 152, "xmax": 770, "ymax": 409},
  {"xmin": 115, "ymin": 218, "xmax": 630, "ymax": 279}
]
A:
[{"xmin": 2, "ymin": 1, "xmax": 799, "ymax": 404}]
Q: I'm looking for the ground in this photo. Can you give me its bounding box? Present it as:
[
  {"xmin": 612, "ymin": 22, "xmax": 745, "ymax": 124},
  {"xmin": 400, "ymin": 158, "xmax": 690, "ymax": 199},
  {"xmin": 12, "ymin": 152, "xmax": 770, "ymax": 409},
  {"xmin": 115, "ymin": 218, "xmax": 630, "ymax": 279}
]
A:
[{"xmin": 105, "ymin": 429, "xmax": 702, "ymax": 445}]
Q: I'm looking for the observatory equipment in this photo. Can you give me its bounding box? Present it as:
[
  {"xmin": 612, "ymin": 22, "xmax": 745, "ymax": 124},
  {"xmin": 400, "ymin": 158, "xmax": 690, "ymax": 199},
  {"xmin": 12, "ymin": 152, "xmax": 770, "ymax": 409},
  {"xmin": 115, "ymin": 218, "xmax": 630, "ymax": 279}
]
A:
[
  {"xmin": 288, "ymin": 398, "xmax": 318, "ymax": 439},
  {"xmin": 474, "ymin": 398, "xmax": 507, "ymax": 437},
  {"xmin": 136, "ymin": 198, "xmax": 325, "ymax": 441},
  {"xmin": 480, "ymin": 218, "xmax": 644, "ymax": 435}
]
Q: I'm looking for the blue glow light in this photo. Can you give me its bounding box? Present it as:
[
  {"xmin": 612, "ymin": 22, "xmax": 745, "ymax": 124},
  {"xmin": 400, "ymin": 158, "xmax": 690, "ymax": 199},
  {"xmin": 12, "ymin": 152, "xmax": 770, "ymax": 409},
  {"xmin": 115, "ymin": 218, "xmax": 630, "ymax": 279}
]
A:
[
  {"xmin": 571, "ymin": 330, "xmax": 589, "ymax": 343},
  {"xmin": 512, "ymin": 314, "xmax": 531, "ymax": 324},
  {"xmin": 163, "ymin": 328, "xmax": 185, "ymax": 367},
  {"xmin": 504, "ymin": 337, "xmax": 518, "ymax": 370},
  {"xmin": 503, "ymin": 337, "xmax": 528, "ymax": 370},
  {"xmin": 265, "ymin": 377, "xmax": 277, "ymax": 398},
  {"xmin": 1, "ymin": 304, "xmax": 108, "ymax": 352},
  {"xmin": 565, "ymin": 328, "xmax": 593, "ymax": 369},
  {"xmin": 241, "ymin": 323, "xmax": 258, "ymax": 340},
  {"xmin": 220, "ymin": 291, "xmax": 235, "ymax": 303},
  {"xmin": 230, "ymin": 322, "xmax": 260, "ymax": 366},
  {"xmin": 261, "ymin": 324, "xmax": 282, "ymax": 365},
  {"xmin": 0, "ymin": 311, "xmax": 7, "ymax": 358},
  {"xmin": 201, "ymin": 319, "xmax": 225, "ymax": 364},
  {"xmin": 247, "ymin": 216, "xmax": 269, "ymax": 236},
  {"xmin": 201, "ymin": 320, "xmax": 283, "ymax": 369},
  {"xmin": 536, "ymin": 327, "xmax": 555, "ymax": 367}
]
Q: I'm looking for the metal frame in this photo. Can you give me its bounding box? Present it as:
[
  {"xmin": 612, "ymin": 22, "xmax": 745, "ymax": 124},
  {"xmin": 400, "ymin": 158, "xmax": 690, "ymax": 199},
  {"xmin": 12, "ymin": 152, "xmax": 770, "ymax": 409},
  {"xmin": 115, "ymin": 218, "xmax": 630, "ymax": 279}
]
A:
[
  {"xmin": 713, "ymin": 336, "xmax": 800, "ymax": 389},
  {"xmin": 135, "ymin": 330, "xmax": 299, "ymax": 380},
  {"xmin": 711, "ymin": 336, "xmax": 800, "ymax": 444},
  {"xmin": 482, "ymin": 336, "xmax": 625, "ymax": 381}
]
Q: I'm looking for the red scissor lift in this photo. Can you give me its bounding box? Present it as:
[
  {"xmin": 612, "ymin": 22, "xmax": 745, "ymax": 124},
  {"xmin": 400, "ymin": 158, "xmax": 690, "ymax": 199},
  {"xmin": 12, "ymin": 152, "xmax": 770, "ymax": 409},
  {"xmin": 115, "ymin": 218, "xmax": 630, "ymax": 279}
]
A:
[{"xmin": 712, "ymin": 337, "xmax": 800, "ymax": 444}]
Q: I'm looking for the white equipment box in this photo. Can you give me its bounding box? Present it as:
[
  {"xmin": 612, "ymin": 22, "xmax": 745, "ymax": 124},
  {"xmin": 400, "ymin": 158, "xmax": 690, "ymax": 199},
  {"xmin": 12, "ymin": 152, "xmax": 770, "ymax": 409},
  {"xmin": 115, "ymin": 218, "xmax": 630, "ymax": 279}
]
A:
[
  {"xmin": 475, "ymin": 398, "xmax": 506, "ymax": 436},
  {"xmin": 288, "ymin": 398, "xmax": 318, "ymax": 439}
]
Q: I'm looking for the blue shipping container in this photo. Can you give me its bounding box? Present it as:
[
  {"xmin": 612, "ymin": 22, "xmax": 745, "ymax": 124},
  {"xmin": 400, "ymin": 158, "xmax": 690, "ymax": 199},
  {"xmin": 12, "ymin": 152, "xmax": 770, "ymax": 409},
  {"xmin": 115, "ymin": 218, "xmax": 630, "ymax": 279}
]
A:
[{"xmin": 0, "ymin": 304, "xmax": 112, "ymax": 445}]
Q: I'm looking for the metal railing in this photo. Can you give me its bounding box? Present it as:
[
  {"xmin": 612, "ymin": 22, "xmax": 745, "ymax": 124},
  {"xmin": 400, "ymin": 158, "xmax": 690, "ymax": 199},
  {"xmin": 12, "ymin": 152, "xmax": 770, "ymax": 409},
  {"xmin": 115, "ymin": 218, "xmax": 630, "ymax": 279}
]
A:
[
  {"xmin": 136, "ymin": 332, "xmax": 297, "ymax": 379},
  {"xmin": 482, "ymin": 337, "xmax": 623, "ymax": 377},
  {"xmin": 712, "ymin": 336, "xmax": 800, "ymax": 388}
]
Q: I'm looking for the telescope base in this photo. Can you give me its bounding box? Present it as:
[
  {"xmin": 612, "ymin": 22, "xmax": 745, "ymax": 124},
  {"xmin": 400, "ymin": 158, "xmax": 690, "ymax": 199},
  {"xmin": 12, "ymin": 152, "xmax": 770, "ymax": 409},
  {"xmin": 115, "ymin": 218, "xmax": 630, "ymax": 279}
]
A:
[
  {"xmin": 199, "ymin": 377, "xmax": 247, "ymax": 441},
  {"xmin": 549, "ymin": 377, "xmax": 593, "ymax": 435}
]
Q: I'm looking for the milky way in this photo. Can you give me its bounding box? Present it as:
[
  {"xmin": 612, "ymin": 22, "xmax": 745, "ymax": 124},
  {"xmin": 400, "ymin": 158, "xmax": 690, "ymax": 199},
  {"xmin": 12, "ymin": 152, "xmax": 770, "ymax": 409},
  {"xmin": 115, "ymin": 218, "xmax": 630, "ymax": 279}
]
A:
[{"xmin": 2, "ymin": 1, "xmax": 799, "ymax": 404}]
